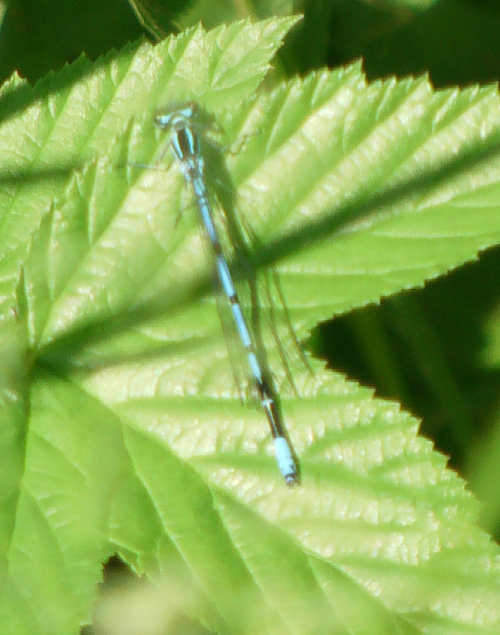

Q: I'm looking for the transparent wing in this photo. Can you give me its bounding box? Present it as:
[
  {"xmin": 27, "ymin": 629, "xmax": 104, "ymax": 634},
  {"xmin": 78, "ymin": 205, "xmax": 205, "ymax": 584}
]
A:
[{"xmin": 207, "ymin": 174, "xmax": 312, "ymax": 401}]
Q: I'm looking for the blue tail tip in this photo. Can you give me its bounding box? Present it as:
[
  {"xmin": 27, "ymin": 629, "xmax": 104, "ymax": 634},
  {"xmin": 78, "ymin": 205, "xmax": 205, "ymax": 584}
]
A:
[{"xmin": 285, "ymin": 472, "xmax": 300, "ymax": 487}]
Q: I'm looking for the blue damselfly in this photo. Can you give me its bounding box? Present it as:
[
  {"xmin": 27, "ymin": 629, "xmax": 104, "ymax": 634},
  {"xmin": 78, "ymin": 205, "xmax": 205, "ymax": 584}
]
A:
[{"xmin": 153, "ymin": 102, "xmax": 299, "ymax": 485}]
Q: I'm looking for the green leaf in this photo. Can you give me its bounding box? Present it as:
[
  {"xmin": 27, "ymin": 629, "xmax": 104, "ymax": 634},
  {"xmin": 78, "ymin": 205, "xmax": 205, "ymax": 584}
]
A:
[{"xmin": 1, "ymin": 16, "xmax": 500, "ymax": 635}]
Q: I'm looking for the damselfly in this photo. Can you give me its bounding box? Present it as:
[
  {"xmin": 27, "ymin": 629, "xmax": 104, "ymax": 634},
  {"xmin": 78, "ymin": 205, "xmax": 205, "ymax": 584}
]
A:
[{"xmin": 153, "ymin": 102, "xmax": 298, "ymax": 485}]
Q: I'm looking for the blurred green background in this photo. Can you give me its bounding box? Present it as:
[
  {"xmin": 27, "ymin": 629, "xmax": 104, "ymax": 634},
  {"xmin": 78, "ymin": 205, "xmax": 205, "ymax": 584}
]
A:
[{"xmin": 3, "ymin": 0, "xmax": 500, "ymax": 542}]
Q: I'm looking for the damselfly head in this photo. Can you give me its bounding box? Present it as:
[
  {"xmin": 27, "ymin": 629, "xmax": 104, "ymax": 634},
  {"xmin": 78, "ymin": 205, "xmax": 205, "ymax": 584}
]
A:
[{"xmin": 155, "ymin": 102, "xmax": 198, "ymax": 130}]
